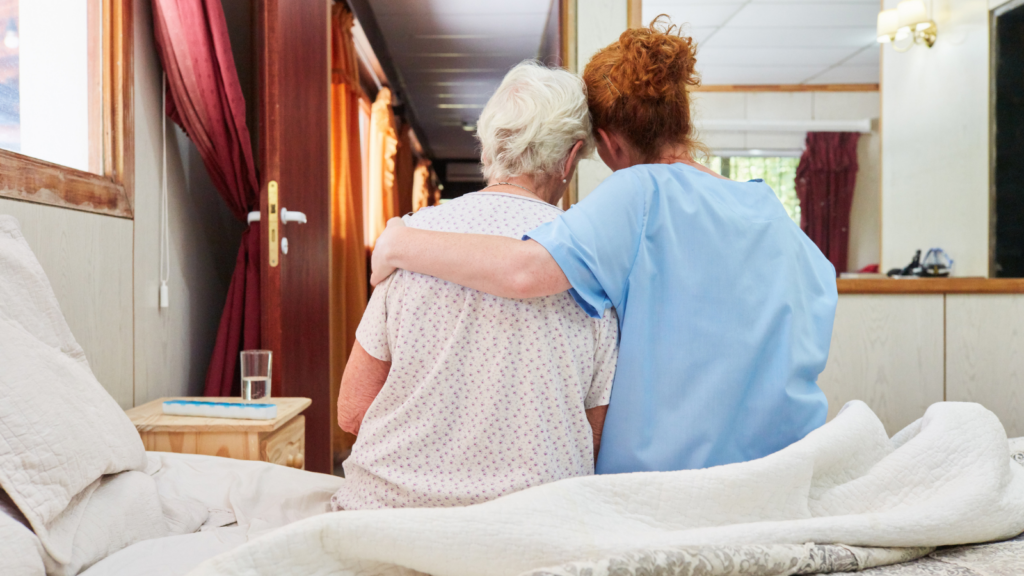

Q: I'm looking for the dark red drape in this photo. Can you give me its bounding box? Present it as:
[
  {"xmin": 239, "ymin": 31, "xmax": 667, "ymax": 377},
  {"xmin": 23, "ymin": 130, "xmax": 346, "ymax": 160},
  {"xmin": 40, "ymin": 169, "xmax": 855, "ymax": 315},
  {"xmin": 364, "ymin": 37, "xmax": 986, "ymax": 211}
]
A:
[
  {"xmin": 152, "ymin": 0, "xmax": 261, "ymax": 396},
  {"xmin": 795, "ymin": 132, "xmax": 861, "ymax": 275}
]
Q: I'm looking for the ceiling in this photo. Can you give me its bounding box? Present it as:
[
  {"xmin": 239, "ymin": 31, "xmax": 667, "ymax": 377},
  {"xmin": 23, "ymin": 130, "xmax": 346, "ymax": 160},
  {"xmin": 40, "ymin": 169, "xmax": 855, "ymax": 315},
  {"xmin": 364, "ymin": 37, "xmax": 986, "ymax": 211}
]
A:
[
  {"xmin": 369, "ymin": 0, "xmax": 554, "ymax": 160},
  {"xmin": 367, "ymin": 0, "xmax": 881, "ymax": 160},
  {"xmin": 643, "ymin": 0, "xmax": 881, "ymax": 85}
]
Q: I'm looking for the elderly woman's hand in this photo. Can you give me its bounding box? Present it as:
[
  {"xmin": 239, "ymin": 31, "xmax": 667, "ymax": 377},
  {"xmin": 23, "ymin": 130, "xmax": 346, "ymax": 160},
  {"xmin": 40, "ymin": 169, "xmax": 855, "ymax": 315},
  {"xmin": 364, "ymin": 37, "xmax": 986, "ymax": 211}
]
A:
[{"xmin": 370, "ymin": 217, "xmax": 406, "ymax": 286}]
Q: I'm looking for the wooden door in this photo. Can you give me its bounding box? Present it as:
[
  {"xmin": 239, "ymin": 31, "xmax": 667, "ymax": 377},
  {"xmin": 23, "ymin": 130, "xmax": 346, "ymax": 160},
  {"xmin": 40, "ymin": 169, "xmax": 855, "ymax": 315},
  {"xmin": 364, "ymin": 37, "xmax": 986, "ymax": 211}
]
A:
[{"xmin": 256, "ymin": 0, "xmax": 332, "ymax": 474}]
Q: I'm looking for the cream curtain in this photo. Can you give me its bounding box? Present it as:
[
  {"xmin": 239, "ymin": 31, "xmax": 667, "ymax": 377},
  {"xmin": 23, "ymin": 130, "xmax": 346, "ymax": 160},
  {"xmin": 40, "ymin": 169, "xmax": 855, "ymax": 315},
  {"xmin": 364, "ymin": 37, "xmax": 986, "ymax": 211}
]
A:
[
  {"xmin": 365, "ymin": 87, "xmax": 400, "ymax": 248},
  {"xmin": 329, "ymin": 3, "xmax": 366, "ymax": 455},
  {"xmin": 412, "ymin": 158, "xmax": 436, "ymax": 212}
]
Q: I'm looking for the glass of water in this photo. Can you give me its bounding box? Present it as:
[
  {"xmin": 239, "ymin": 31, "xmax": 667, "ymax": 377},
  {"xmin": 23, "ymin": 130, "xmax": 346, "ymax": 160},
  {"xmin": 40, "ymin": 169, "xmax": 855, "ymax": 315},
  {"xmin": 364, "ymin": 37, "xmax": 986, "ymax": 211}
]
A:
[{"xmin": 240, "ymin": 350, "xmax": 272, "ymax": 401}]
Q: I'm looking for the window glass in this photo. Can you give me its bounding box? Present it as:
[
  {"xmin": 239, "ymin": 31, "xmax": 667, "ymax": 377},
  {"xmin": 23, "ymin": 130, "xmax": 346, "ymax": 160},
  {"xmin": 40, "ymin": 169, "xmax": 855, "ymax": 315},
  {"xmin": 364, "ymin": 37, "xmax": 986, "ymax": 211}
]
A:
[
  {"xmin": 702, "ymin": 155, "xmax": 801, "ymax": 225},
  {"xmin": 0, "ymin": 0, "xmax": 103, "ymax": 173}
]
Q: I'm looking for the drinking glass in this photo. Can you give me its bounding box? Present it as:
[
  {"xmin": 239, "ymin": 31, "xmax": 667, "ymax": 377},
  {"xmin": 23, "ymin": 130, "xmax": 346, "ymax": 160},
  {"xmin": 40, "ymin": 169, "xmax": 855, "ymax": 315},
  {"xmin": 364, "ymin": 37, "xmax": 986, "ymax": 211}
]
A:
[{"xmin": 240, "ymin": 350, "xmax": 272, "ymax": 401}]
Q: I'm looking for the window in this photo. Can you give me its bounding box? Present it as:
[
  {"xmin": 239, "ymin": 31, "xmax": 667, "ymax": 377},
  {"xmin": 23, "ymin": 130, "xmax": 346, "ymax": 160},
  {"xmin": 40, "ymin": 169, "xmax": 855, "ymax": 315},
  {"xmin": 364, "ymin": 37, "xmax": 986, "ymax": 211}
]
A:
[
  {"xmin": 703, "ymin": 155, "xmax": 801, "ymax": 225},
  {"xmin": 0, "ymin": 0, "xmax": 133, "ymax": 218}
]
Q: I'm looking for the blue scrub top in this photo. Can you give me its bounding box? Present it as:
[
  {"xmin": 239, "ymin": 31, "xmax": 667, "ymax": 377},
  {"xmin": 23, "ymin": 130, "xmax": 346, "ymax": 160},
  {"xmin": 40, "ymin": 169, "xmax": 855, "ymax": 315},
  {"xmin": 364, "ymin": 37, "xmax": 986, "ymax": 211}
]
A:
[{"xmin": 526, "ymin": 163, "xmax": 836, "ymax": 474}]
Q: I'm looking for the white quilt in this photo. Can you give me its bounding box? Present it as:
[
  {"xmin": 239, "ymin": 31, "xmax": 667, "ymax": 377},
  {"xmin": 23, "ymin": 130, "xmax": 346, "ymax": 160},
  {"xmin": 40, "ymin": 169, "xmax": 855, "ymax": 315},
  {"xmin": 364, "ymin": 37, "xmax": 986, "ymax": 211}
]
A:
[{"xmin": 187, "ymin": 400, "xmax": 1024, "ymax": 576}]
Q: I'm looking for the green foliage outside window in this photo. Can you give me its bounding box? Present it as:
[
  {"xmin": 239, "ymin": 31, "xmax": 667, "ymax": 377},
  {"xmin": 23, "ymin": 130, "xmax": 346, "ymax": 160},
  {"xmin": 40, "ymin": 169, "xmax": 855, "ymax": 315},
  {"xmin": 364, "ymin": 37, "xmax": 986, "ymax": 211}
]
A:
[{"xmin": 699, "ymin": 156, "xmax": 801, "ymax": 225}]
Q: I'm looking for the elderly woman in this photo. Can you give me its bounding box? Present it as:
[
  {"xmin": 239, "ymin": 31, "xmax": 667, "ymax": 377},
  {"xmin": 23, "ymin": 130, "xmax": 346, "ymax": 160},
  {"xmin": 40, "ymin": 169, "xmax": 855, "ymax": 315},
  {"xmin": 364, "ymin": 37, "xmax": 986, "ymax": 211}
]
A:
[
  {"xmin": 331, "ymin": 62, "xmax": 618, "ymax": 511},
  {"xmin": 371, "ymin": 19, "xmax": 838, "ymax": 475}
]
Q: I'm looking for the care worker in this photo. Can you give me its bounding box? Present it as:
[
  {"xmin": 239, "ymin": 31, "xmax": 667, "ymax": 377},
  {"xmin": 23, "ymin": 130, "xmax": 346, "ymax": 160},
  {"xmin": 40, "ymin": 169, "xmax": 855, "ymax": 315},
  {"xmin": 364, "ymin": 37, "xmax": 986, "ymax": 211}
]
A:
[{"xmin": 370, "ymin": 18, "xmax": 838, "ymax": 475}]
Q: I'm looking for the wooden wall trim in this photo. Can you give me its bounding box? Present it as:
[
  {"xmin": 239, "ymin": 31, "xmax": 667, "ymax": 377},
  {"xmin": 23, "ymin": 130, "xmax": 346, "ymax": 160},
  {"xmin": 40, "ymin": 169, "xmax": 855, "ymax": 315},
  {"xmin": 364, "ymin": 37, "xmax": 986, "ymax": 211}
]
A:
[
  {"xmin": 0, "ymin": 152, "xmax": 132, "ymax": 217},
  {"xmin": 561, "ymin": 0, "xmax": 576, "ymax": 73},
  {"xmin": 0, "ymin": 0, "xmax": 134, "ymax": 219},
  {"xmin": 694, "ymin": 84, "xmax": 880, "ymax": 93},
  {"xmin": 627, "ymin": 0, "xmax": 642, "ymax": 28},
  {"xmin": 838, "ymin": 278, "xmax": 1024, "ymax": 294}
]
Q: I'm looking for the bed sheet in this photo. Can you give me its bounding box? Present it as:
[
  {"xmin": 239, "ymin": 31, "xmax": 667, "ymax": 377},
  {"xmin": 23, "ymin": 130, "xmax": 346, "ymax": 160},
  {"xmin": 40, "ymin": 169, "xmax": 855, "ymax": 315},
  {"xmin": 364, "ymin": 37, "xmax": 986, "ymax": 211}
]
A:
[{"xmin": 79, "ymin": 451, "xmax": 343, "ymax": 576}]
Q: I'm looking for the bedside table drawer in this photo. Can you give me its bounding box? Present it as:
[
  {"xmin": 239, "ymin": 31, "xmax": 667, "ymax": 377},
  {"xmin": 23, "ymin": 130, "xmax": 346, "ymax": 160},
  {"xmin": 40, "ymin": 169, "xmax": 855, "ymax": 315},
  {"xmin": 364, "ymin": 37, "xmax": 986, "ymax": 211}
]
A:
[{"xmin": 261, "ymin": 415, "xmax": 305, "ymax": 469}]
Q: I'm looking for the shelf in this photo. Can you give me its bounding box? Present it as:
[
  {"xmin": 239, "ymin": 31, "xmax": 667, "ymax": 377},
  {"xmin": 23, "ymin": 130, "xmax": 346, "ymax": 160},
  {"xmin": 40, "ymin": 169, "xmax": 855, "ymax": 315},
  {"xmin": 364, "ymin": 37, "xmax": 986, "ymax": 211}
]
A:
[{"xmin": 837, "ymin": 278, "xmax": 1024, "ymax": 294}]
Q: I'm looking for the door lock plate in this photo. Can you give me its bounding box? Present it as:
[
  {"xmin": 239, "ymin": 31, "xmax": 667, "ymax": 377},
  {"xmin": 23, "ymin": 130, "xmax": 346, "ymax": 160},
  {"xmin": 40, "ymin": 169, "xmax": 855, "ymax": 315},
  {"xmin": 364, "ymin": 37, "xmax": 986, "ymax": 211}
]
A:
[{"xmin": 268, "ymin": 181, "xmax": 279, "ymax": 267}]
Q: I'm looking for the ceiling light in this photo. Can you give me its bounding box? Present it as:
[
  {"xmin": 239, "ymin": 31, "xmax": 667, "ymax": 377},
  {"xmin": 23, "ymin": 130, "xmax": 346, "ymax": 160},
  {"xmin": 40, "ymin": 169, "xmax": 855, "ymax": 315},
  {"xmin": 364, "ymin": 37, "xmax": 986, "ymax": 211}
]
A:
[
  {"xmin": 461, "ymin": 122, "xmax": 477, "ymax": 132},
  {"xmin": 438, "ymin": 104, "xmax": 484, "ymax": 109},
  {"xmin": 878, "ymin": 0, "xmax": 936, "ymax": 50}
]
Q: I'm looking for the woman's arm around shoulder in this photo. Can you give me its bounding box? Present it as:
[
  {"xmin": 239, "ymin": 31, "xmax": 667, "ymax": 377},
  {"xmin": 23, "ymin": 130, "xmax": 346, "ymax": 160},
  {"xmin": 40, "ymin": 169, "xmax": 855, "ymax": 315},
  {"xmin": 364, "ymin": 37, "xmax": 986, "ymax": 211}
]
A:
[{"xmin": 370, "ymin": 217, "xmax": 570, "ymax": 299}]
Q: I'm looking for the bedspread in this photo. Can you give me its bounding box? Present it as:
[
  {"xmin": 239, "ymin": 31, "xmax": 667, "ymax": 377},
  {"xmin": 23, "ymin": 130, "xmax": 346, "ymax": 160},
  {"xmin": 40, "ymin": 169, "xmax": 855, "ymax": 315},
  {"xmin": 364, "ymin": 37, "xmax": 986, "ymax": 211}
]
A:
[{"xmin": 186, "ymin": 400, "xmax": 1024, "ymax": 576}]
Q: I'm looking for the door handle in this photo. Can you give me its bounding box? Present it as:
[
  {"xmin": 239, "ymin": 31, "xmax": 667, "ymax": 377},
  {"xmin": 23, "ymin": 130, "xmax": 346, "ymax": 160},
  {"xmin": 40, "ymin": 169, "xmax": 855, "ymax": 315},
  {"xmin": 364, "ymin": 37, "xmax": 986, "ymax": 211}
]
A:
[
  {"xmin": 280, "ymin": 208, "xmax": 307, "ymax": 225},
  {"xmin": 247, "ymin": 207, "xmax": 308, "ymax": 225}
]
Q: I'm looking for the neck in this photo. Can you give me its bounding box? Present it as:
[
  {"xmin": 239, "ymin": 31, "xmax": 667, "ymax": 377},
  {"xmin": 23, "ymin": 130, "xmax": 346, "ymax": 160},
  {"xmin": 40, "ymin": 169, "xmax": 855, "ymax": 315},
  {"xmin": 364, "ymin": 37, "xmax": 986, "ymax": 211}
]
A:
[
  {"xmin": 485, "ymin": 175, "xmax": 564, "ymax": 205},
  {"xmin": 650, "ymin": 144, "xmax": 730, "ymax": 181}
]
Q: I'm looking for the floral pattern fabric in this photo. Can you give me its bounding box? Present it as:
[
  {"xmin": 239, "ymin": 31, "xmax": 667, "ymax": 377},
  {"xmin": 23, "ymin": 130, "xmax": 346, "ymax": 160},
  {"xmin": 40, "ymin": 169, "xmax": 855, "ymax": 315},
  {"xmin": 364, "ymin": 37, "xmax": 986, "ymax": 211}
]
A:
[
  {"xmin": 332, "ymin": 192, "xmax": 619, "ymax": 511},
  {"xmin": 519, "ymin": 543, "xmax": 934, "ymax": 576}
]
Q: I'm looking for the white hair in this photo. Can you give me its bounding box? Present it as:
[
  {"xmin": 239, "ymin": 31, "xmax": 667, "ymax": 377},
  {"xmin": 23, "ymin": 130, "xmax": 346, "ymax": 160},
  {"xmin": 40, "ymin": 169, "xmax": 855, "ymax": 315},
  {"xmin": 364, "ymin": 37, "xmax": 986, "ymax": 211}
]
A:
[{"xmin": 476, "ymin": 61, "xmax": 595, "ymax": 182}]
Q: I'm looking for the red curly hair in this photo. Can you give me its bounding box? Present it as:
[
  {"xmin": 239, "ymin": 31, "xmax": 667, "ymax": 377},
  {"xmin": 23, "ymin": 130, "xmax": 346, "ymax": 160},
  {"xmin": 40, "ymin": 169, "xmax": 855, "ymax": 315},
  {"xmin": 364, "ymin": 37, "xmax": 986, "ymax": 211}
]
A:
[{"xmin": 583, "ymin": 15, "xmax": 703, "ymax": 161}]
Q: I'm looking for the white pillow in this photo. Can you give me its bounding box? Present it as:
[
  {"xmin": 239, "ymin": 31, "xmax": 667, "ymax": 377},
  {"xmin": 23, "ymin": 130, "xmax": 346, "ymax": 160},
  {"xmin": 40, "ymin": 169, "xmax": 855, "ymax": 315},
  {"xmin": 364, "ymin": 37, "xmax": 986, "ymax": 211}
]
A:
[{"xmin": 0, "ymin": 215, "xmax": 148, "ymax": 565}]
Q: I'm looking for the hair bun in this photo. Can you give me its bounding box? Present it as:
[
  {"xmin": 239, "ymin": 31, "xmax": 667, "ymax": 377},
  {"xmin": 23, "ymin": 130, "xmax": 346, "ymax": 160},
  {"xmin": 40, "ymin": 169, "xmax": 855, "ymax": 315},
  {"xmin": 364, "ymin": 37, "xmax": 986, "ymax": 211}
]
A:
[
  {"xmin": 582, "ymin": 15, "xmax": 705, "ymax": 161},
  {"xmin": 611, "ymin": 15, "xmax": 699, "ymax": 101}
]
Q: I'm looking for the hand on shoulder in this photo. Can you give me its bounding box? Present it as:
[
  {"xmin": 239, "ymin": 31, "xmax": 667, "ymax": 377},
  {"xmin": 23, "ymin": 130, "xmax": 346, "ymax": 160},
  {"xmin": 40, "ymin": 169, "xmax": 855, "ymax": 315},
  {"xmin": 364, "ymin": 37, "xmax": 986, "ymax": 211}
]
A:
[{"xmin": 370, "ymin": 217, "xmax": 406, "ymax": 286}]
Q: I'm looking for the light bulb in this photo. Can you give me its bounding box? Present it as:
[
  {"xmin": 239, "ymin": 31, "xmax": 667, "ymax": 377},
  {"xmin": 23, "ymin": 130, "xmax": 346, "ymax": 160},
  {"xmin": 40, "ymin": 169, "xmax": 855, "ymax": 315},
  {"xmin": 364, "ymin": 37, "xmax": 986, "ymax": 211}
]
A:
[
  {"xmin": 3, "ymin": 30, "xmax": 17, "ymax": 50},
  {"xmin": 876, "ymin": 9, "xmax": 899, "ymax": 43}
]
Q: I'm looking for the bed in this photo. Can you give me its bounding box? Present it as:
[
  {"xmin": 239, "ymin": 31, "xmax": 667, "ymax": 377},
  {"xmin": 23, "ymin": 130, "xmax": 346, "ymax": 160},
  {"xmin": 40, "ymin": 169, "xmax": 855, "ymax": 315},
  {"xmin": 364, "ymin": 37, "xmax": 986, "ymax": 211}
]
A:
[{"xmin": 2, "ymin": 212, "xmax": 1024, "ymax": 576}]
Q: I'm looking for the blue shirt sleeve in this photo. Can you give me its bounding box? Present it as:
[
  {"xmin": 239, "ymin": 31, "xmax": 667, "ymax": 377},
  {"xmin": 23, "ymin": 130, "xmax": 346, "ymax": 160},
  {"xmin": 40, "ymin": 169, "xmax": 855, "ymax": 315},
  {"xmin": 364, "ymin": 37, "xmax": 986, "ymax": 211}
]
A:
[{"xmin": 524, "ymin": 168, "xmax": 647, "ymax": 319}]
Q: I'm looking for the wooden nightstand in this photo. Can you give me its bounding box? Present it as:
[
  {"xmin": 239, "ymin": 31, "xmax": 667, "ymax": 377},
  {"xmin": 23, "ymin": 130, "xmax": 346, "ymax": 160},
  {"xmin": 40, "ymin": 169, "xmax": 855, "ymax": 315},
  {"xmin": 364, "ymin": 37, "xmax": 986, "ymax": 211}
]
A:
[{"xmin": 125, "ymin": 397, "xmax": 310, "ymax": 469}]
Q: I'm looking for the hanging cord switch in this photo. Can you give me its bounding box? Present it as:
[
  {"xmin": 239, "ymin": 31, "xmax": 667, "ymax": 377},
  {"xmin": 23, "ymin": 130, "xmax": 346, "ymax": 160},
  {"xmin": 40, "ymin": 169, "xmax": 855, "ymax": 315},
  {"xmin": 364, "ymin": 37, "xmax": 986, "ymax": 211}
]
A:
[{"xmin": 159, "ymin": 72, "xmax": 171, "ymax": 309}]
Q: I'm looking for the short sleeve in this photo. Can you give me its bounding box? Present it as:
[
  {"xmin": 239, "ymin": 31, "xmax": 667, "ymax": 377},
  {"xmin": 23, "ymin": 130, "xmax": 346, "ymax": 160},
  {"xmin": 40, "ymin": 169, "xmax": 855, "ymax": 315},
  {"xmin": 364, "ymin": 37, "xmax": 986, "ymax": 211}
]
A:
[
  {"xmin": 355, "ymin": 274, "xmax": 394, "ymax": 362},
  {"xmin": 585, "ymin": 307, "xmax": 619, "ymax": 409},
  {"xmin": 524, "ymin": 168, "xmax": 646, "ymax": 318}
]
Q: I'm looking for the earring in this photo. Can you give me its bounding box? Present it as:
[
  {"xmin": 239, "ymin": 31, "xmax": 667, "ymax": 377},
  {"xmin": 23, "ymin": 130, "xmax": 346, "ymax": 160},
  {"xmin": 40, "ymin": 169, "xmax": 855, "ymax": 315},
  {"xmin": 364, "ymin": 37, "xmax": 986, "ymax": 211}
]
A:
[{"xmin": 562, "ymin": 179, "xmax": 567, "ymax": 183}]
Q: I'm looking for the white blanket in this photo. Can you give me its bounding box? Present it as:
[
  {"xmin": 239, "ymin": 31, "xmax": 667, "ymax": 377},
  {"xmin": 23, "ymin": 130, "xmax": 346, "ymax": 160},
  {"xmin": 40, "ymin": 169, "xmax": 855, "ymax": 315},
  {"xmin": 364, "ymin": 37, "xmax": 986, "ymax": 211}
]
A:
[{"xmin": 187, "ymin": 401, "xmax": 1024, "ymax": 576}]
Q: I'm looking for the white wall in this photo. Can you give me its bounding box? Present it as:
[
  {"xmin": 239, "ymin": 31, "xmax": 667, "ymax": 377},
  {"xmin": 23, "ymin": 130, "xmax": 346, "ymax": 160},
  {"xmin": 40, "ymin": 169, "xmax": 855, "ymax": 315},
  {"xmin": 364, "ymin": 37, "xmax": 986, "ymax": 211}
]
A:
[{"xmin": 881, "ymin": 0, "xmax": 991, "ymax": 277}]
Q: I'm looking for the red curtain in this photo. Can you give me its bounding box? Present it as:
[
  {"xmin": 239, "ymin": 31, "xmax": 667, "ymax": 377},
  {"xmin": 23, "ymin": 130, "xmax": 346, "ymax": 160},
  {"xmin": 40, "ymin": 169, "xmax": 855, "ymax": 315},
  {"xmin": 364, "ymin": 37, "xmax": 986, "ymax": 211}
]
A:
[
  {"xmin": 795, "ymin": 132, "xmax": 861, "ymax": 275},
  {"xmin": 152, "ymin": 0, "xmax": 261, "ymax": 397}
]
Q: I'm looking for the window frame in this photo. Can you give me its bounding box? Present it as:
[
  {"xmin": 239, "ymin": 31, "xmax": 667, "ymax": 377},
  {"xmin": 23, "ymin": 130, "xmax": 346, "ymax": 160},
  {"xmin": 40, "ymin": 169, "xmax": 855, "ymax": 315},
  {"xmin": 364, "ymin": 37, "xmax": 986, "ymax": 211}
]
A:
[{"xmin": 0, "ymin": 0, "xmax": 134, "ymax": 219}]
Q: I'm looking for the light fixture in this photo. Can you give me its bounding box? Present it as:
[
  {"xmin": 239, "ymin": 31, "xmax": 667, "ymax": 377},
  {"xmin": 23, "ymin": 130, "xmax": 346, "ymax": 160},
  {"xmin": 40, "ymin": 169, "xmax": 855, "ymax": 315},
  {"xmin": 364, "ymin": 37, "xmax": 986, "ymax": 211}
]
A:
[
  {"xmin": 876, "ymin": 9, "xmax": 899, "ymax": 43},
  {"xmin": 3, "ymin": 20, "xmax": 18, "ymax": 50},
  {"xmin": 877, "ymin": 1, "xmax": 936, "ymax": 50},
  {"xmin": 460, "ymin": 122, "xmax": 476, "ymax": 132}
]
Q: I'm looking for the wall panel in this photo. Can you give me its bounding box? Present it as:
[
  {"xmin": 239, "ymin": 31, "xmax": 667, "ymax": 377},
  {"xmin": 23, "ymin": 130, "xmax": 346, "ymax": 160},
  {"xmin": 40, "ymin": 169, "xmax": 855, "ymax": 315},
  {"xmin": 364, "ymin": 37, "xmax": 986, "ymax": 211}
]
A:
[
  {"xmin": 946, "ymin": 294, "xmax": 1024, "ymax": 437},
  {"xmin": 818, "ymin": 294, "xmax": 945, "ymax": 435},
  {"xmin": 0, "ymin": 198, "xmax": 134, "ymax": 408}
]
